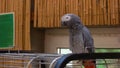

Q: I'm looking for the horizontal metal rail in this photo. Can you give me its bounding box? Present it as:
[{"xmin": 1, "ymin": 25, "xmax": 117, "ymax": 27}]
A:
[{"xmin": 55, "ymin": 53, "xmax": 120, "ymax": 68}]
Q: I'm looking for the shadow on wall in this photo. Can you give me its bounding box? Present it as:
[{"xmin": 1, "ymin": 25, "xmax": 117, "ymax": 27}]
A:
[{"xmin": 30, "ymin": 22, "xmax": 45, "ymax": 53}]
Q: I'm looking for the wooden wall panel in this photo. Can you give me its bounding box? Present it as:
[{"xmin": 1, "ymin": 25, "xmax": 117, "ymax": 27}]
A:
[
  {"xmin": 34, "ymin": 0, "xmax": 120, "ymax": 28},
  {"xmin": 24, "ymin": 0, "xmax": 31, "ymax": 50},
  {"xmin": 0, "ymin": 0, "xmax": 31, "ymax": 50}
]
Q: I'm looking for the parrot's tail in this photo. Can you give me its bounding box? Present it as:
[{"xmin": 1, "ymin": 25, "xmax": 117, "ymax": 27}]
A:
[{"xmin": 83, "ymin": 60, "xmax": 96, "ymax": 68}]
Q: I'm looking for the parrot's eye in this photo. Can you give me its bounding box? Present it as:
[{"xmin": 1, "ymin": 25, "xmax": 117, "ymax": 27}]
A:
[{"xmin": 61, "ymin": 15, "xmax": 71, "ymax": 22}]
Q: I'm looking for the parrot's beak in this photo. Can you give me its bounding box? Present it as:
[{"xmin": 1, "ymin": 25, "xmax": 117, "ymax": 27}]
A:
[{"xmin": 61, "ymin": 21, "xmax": 67, "ymax": 26}]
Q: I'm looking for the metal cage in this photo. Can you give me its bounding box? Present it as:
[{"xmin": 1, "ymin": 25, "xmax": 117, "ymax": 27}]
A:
[
  {"xmin": 55, "ymin": 53, "xmax": 120, "ymax": 68},
  {"xmin": 0, "ymin": 51, "xmax": 61, "ymax": 68},
  {"xmin": 0, "ymin": 51, "xmax": 120, "ymax": 68}
]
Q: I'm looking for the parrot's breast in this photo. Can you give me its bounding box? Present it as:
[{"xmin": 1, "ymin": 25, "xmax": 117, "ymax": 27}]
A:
[{"xmin": 70, "ymin": 30, "xmax": 86, "ymax": 53}]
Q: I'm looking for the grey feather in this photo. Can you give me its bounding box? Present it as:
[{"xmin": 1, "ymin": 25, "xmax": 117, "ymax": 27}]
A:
[{"xmin": 61, "ymin": 14, "xmax": 95, "ymax": 53}]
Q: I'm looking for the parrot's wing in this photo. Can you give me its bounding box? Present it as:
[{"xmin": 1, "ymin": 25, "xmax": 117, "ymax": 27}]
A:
[{"xmin": 82, "ymin": 27, "xmax": 95, "ymax": 53}]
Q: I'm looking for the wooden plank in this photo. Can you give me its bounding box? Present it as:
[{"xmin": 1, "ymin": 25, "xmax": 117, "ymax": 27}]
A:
[
  {"xmin": 42, "ymin": 0, "xmax": 47, "ymax": 27},
  {"xmin": 111, "ymin": 0, "xmax": 115, "ymax": 25},
  {"xmin": 15, "ymin": 0, "xmax": 20, "ymax": 50},
  {"xmin": 78, "ymin": 0, "xmax": 83, "ymax": 21},
  {"xmin": 73, "ymin": 0, "xmax": 79, "ymax": 15},
  {"xmin": 96, "ymin": 0, "xmax": 100, "ymax": 25},
  {"xmin": 5, "ymin": 0, "xmax": 8, "ymax": 12},
  {"xmin": 46, "ymin": 0, "xmax": 48, "ymax": 28},
  {"xmin": 65, "ymin": 0, "xmax": 70, "ymax": 13},
  {"xmin": 13, "ymin": 0, "xmax": 21, "ymax": 50},
  {"xmin": 45, "ymin": 0, "xmax": 49, "ymax": 28},
  {"xmin": 99, "ymin": 0, "xmax": 104, "ymax": 25},
  {"xmin": 92, "ymin": 0, "xmax": 97, "ymax": 25},
  {"xmin": 70, "ymin": 0, "xmax": 73, "ymax": 13},
  {"xmin": 34, "ymin": 0, "xmax": 38, "ymax": 27},
  {"xmin": 46, "ymin": 0, "xmax": 51, "ymax": 27},
  {"xmin": 46, "ymin": 1, "xmax": 50, "ymax": 26},
  {"xmin": 119, "ymin": 0, "xmax": 120, "ymax": 25},
  {"xmin": 24, "ymin": 0, "xmax": 31, "ymax": 50},
  {"xmin": 110, "ymin": 0, "xmax": 114, "ymax": 25},
  {"xmin": 83, "ymin": 0, "xmax": 86, "ymax": 25},
  {"xmin": 10, "ymin": 0, "xmax": 14, "ymax": 11},
  {"xmin": 5, "ymin": 0, "xmax": 7, "ymax": 12},
  {"xmin": 64, "ymin": 0, "xmax": 79, "ymax": 15},
  {"xmin": 1, "ymin": 0, "xmax": 6, "ymax": 12},
  {"xmin": 59, "ymin": 0, "xmax": 66, "ymax": 20},
  {"xmin": 48, "ymin": 0, "xmax": 53, "ymax": 28},
  {"xmin": 54, "ymin": 0, "xmax": 60, "ymax": 27},
  {"xmin": 107, "ymin": 0, "xmax": 111, "ymax": 25},
  {"xmin": 6, "ymin": 0, "xmax": 11, "ymax": 12},
  {"xmin": 0, "ymin": 1, "xmax": 1, "ymax": 13},
  {"xmin": 38, "ymin": 0, "xmax": 43, "ymax": 27},
  {"xmin": 3, "ymin": 1, "xmax": 6, "ymax": 12},
  {"xmin": 42, "ymin": 0, "xmax": 45, "ymax": 27},
  {"xmin": 57, "ymin": 0, "xmax": 60, "ymax": 27},
  {"xmin": 53, "ymin": 0, "xmax": 56, "ymax": 27},
  {"xmin": 62, "ymin": 0, "xmax": 66, "ymax": 15},
  {"xmin": 85, "ymin": 0, "xmax": 89, "ymax": 25},
  {"xmin": 49, "ymin": 0, "xmax": 54, "ymax": 27},
  {"xmin": 88, "ymin": 0, "xmax": 92, "ymax": 26},
  {"xmin": 59, "ymin": 0, "xmax": 65, "ymax": 27},
  {"xmin": 18, "ymin": 0, "xmax": 23, "ymax": 50},
  {"xmin": 69, "ymin": 0, "xmax": 72, "ymax": 13},
  {"xmin": 70, "ymin": 0, "xmax": 72, "ymax": 13},
  {"xmin": 45, "ymin": 0, "xmax": 49, "ymax": 27},
  {"xmin": 114, "ymin": 0, "xmax": 119, "ymax": 25},
  {"xmin": 103, "ymin": 0, "xmax": 108, "ymax": 25}
]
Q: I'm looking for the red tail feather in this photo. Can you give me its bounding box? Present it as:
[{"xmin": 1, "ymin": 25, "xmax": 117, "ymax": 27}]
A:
[{"xmin": 83, "ymin": 60, "xmax": 96, "ymax": 68}]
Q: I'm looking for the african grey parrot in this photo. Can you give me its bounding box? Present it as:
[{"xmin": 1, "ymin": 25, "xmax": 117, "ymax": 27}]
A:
[
  {"xmin": 61, "ymin": 14, "xmax": 95, "ymax": 53},
  {"xmin": 61, "ymin": 14, "xmax": 96, "ymax": 68}
]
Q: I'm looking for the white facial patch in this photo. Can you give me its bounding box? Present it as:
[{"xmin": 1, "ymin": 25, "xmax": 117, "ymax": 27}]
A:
[{"xmin": 61, "ymin": 15, "xmax": 71, "ymax": 22}]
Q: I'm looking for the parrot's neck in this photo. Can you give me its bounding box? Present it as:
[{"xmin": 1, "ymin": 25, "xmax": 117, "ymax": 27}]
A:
[
  {"xmin": 70, "ymin": 24, "xmax": 84, "ymax": 31},
  {"xmin": 69, "ymin": 26, "xmax": 84, "ymax": 35}
]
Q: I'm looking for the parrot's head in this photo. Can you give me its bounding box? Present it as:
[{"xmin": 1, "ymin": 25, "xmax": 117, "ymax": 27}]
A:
[{"xmin": 61, "ymin": 14, "xmax": 83, "ymax": 29}]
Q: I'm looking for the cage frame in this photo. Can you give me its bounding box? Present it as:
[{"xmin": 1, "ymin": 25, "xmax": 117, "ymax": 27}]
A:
[{"xmin": 55, "ymin": 53, "xmax": 120, "ymax": 68}]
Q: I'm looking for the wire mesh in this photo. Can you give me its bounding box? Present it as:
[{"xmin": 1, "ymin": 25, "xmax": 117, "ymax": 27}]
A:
[{"xmin": 0, "ymin": 53, "xmax": 61, "ymax": 68}]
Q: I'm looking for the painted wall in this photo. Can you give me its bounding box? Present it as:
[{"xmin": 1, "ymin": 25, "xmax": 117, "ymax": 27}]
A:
[
  {"xmin": 44, "ymin": 28, "xmax": 120, "ymax": 53},
  {"xmin": 30, "ymin": 22, "xmax": 46, "ymax": 52}
]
